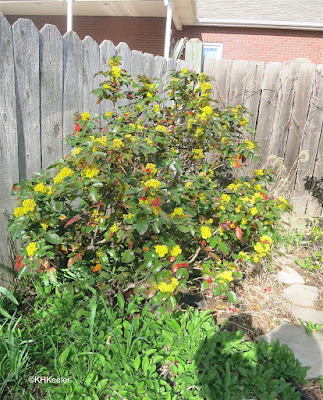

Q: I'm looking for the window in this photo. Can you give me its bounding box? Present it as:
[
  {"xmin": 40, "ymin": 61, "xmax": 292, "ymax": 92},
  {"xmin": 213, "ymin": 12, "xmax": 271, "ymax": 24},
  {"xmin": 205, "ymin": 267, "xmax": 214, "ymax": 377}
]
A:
[{"xmin": 202, "ymin": 43, "xmax": 223, "ymax": 69}]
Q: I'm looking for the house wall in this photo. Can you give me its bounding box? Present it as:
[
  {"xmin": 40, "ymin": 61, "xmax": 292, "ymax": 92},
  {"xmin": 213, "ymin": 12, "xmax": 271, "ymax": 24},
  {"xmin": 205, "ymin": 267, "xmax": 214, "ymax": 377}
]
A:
[{"xmin": 5, "ymin": 15, "xmax": 323, "ymax": 64}]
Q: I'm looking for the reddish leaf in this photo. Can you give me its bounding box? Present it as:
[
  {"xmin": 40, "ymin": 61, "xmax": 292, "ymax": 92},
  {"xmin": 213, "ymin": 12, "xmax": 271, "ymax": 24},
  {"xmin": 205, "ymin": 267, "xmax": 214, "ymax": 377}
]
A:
[
  {"xmin": 151, "ymin": 198, "xmax": 161, "ymax": 207},
  {"xmin": 171, "ymin": 266, "xmax": 178, "ymax": 274},
  {"xmin": 67, "ymin": 257, "xmax": 75, "ymax": 268},
  {"xmin": 65, "ymin": 216, "xmax": 80, "ymax": 228},
  {"xmin": 235, "ymin": 226, "xmax": 242, "ymax": 241},
  {"xmin": 75, "ymin": 253, "xmax": 82, "ymax": 262}
]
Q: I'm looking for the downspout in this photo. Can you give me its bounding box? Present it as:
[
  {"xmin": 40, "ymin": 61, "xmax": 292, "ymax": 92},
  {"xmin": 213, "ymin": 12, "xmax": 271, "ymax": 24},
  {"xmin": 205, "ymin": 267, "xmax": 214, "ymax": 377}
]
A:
[
  {"xmin": 67, "ymin": 0, "xmax": 73, "ymax": 32},
  {"xmin": 164, "ymin": 0, "xmax": 172, "ymax": 58}
]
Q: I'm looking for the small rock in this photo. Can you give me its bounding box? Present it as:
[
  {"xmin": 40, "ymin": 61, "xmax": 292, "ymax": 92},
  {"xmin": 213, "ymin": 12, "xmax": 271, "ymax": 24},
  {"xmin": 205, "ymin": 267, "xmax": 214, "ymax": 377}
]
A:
[
  {"xmin": 276, "ymin": 266, "xmax": 305, "ymax": 284},
  {"xmin": 286, "ymin": 304, "xmax": 323, "ymax": 324},
  {"xmin": 258, "ymin": 323, "xmax": 323, "ymax": 379},
  {"xmin": 283, "ymin": 285, "xmax": 319, "ymax": 308}
]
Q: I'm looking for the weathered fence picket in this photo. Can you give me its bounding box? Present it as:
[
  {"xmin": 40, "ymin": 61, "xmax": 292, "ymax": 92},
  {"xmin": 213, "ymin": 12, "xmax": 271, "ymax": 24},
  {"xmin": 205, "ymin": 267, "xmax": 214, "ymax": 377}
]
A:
[{"xmin": 83, "ymin": 36, "xmax": 101, "ymax": 117}]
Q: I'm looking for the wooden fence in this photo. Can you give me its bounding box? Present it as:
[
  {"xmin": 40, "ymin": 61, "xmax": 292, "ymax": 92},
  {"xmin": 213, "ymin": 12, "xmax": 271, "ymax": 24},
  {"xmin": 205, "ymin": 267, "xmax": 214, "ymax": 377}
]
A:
[
  {"xmin": 0, "ymin": 14, "xmax": 188, "ymax": 284},
  {"xmin": 204, "ymin": 58, "xmax": 323, "ymax": 217}
]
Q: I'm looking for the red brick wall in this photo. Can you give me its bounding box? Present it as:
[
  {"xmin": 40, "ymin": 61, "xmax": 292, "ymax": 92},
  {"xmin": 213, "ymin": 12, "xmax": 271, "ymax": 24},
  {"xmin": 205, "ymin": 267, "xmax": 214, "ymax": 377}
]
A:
[{"xmin": 5, "ymin": 15, "xmax": 323, "ymax": 64}]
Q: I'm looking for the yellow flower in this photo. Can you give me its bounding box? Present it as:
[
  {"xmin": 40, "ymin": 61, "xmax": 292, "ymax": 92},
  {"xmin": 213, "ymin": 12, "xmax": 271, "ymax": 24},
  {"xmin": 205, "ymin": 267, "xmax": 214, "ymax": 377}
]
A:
[
  {"xmin": 92, "ymin": 136, "xmax": 108, "ymax": 147},
  {"xmin": 156, "ymin": 125, "xmax": 168, "ymax": 133},
  {"xmin": 200, "ymin": 82, "xmax": 212, "ymax": 92},
  {"xmin": 254, "ymin": 242, "xmax": 270, "ymax": 254},
  {"xmin": 170, "ymin": 245, "xmax": 182, "ymax": 257},
  {"xmin": 201, "ymin": 225, "xmax": 212, "ymax": 239},
  {"xmin": 193, "ymin": 149, "xmax": 204, "ymax": 160},
  {"xmin": 73, "ymin": 147, "xmax": 82, "ymax": 155},
  {"xmin": 154, "ymin": 278, "xmax": 179, "ymax": 293},
  {"xmin": 250, "ymin": 207, "xmax": 258, "ymax": 216},
  {"xmin": 219, "ymin": 206, "xmax": 225, "ymax": 211},
  {"xmin": 155, "ymin": 245, "xmax": 168, "ymax": 258},
  {"xmin": 154, "ymin": 104, "xmax": 160, "ymax": 113},
  {"xmin": 254, "ymin": 184, "xmax": 262, "ymax": 191},
  {"xmin": 40, "ymin": 223, "xmax": 48, "ymax": 231},
  {"xmin": 279, "ymin": 197, "xmax": 288, "ymax": 205},
  {"xmin": 181, "ymin": 68, "xmax": 189, "ymax": 74},
  {"xmin": 254, "ymin": 169, "xmax": 264, "ymax": 176},
  {"xmin": 253, "ymin": 255, "xmax": 260, "ymax": 263},
  {"xmin": 124, "ymin": 213, "xmax": 134, "ymax": 220},
  {"xmin": 145, "ymin": 179, "xmax": 161, "ymax": 190},
  {"xmin": 111, "ymin": 139, "xmax": 124, "ymax": 150},
  {"xmin": 244, "ymin": 140, "xmax": 255, "ymax": 149},
  {"xmin": 26, "ymin": 242, "xmax": 37, "ymax": 257},
  {"xmin": 54, "ymin": 167, "xmax": 74, "ymax": 184},
  {"xmin": 206, "ymin": 218, "xmax": 213, "ymax": 225},
  {"xmin": 106, "ymin": 111, "xmax": 113, "ymax": 118},
  {"xmin": 218, "ymin": 228, "xmax": 224, "ymax": 236},
  {"xmin": 241, "ymin": 218, "xmax": 247, "ymax": 225},
  {"xmin": 145, "ymin": 163, "xmax": 157, "ymax": 175},
  {"xmin": 96, "ymin": 249, "xmax": 104, "ymax": 259},
  {"xmin": 239, "ymin": 251, "xmax": 250, "ymax": 260},
  {"xmin": 170, "ymin": 208, "xmax": 184, "ymax": 218},
  {"xmin": 216, "ymin": 270, "xmax": 233, "ymax": 282},
  {"xmin": 111, "ymin": 66, "xmax": 121, "ymax": 77},
  {"xmin": 110, "ymin": 223, "xmax": 118, "ymax": 233},
  {"xmin": 34, "ymin": 183, "xmax": 52, "ymax": 194},
  {"xmin": 91, "ymin": 209, "xmax": 101, "ymax": 222},
  {"xmin": 235, "ymin": 205, "xmax": 241, "ymax": 213},
  {"xmin": 81, "ymin": 112, "xmax": 90, "ymax": 121},
  {"xmin": 260, "ymin": 235, "xmax": 273, "ymax": 245},
  {"xmin": 83, "ymin": 167, "xmax": 100, "ymax": 179},
  {"xmin": 14, "ymin": 207, "xmax": 25, "ymax": 218},
  {"xmin": 22, "ymin": 199, "xmax": 36, "ymax": 213},
  {"xmin": 152, "ymin": 206, "xmax": 161, "ymax": 215},
  {"xmin": 185, "ymin": 182, "xmax": 192, "ymax": 188},
  {"xmin": 202, "ymin": 105, "xmax": 213, "ymax": 116},
  {"xmin": 146, "ymin": 92, "xmax": 153, "ymax": 98},
  {"xmin": 220, "ymin": 194, "xmax": 231, "ymax": 203}
]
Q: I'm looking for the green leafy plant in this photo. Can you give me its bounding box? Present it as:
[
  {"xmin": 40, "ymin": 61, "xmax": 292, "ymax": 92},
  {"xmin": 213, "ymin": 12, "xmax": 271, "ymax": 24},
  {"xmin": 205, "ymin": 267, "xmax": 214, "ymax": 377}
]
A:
[
  {"xmin": 8, "ymin": 57, "xmax": 292, "ymax": 313},
  {"xmin": 0, "ymin": 287, "xmax": 18, "ymax": 319},
  {"xmin": 0, "ymin": 285, "xmax": 307, "ymax": 400},
  {"xmin": 298, "ymin": 318, "xmax": 323, "ymax": 335}
]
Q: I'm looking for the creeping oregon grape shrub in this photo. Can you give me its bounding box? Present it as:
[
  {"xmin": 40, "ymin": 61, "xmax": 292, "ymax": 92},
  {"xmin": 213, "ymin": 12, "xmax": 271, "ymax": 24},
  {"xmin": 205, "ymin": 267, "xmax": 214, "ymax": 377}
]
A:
[{"xmin": 8, "ymin": 57, "xmax": 292, "ymax": 313}]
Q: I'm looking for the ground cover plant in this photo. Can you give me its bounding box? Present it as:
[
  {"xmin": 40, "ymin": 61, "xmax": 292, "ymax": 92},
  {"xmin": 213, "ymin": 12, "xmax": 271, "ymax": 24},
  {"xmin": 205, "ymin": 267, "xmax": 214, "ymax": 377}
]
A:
[{"xmin": 1, "ymin": 57, "xmax": 312, "ymax": 400}]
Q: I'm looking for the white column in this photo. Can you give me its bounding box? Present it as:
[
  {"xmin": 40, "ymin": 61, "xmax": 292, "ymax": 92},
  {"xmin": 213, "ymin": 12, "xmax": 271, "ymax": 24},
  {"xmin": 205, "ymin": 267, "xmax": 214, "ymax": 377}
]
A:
[
  {"xmin": 164, "ymin": 0, "xmax": 172, "ymax": 58},
  {"xmin": 67, "ymin": 0, "xmax": 73, "ymax": 32}
]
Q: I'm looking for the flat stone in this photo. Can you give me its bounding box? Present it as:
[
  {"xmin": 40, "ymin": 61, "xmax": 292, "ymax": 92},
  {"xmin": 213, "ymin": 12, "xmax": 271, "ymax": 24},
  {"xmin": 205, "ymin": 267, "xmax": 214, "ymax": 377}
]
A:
[
  {"xmin": 258, "ymin": 323, "xmax": 323, "ymax": 379},
  {"xmin": 286, "ymin": 303, "xmax": 323, "ymax": 324},
  {"xmin": 276, "ymin": 266, "xmax": 305, "ymax": 284},
  {"xmin": 283, "ymin": 284, "xmax": 319, "ymax": 308}
]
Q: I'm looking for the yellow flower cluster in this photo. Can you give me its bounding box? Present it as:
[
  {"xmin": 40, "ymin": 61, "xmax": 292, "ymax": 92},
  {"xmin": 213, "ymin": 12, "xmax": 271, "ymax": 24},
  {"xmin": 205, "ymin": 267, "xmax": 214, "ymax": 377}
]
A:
[
  {"xmin": 170, "ymin": 208, "xmax": 184, "ymax": 218},
  {"xmin": 124, "ymin": 213, "xmax": 134, "ymax": 220},
  {"xmin": 260, "ymin": 235, "xmax": 273, "ymax": 244},
  {"xmin": 152, "ymin": 206, "xmax": 161, "ymax": 216},
  {"xmin": 193, "ymin": 149, "xmax": 204, "ymax": 159},
  {"xmin": 155, "ymin": 125, "xmax": 168, "ymax": 133},
  {"xmin": 145, "ymin": 179, "xmax": 161, "ymax": 190},
  {"xmin": 220, "ymin": 194, "xmax": 231, "ymax": 203},
  {"xmin": 92, "ymin": 209, "xmax": 101, "ymax": 222},
  {"xmin": 91, "ymin": 136, "xmax": 108, "ymax": 147},
  {"xmin": 34, "ymin": 183, "xmax": 52, "ymax": 194},
  {"xmin": 155, "ymin": 245, "xmax": 168, "ymax": 258},
  {"xmin": 154, "ymin": 278, "xmax": 179, "ymax": 293},
  {"xmin": 250, "ymin": 207, "xmax": 258, "ymax": 216},
  {"xmin": 73, "ymin": 147, "xmax": 82, "ymax": 155},
  {"xmin": 239, "ymin": 251, "xmax": 250, "ymax": 260},
  {"xmin": 216, "ymin": 270, "xmax": 233, "ymax": 282},
  {"xmin": 111, "ymin": 139, "xmax": 124, "ymax": 149},
  {"xmin": 106, "ymin": 111, "xmax": 113, "ymax": 118},
  {"xmin": 170, "ymin": 245, "xmax": 182, "ymax": 257},
  {"xmin": 202, "ymin": 105, "xmax": 213, "ymax": 116},
  {"xmin": 200, "ymin": 82, "xmax": 212, "ymax": 92},
  {"xmin": 254, "ymin": 169, "xmax": 264, "ymax": 176},
  {"xmin": 145, "ymin": 163, "xmax": 157, "ymax": 175},
  {"xmin": 54, "ymin": 167, "xmax": 74, "ymax": 184},
  {"xmin": 279, "ymin": 197, "xmax": 288, "ymax": 205},
  {"xmin": 240, "ymin": 117, "xmax": 248, "ymax": 125},
  {"xmin": 111, "ymin": 66, "xmax": 121, "ymax": 78},
  {"xmin": 254, "ymin": 242, "xmax": 270, "ymax": 255},
  {"xmin": 41, "ymin": 222, "xmax": 48, "ymax": 231},
  {"xmin": 201, "ymin": 225, "xmax": 212, "ymax": 239},
  {"xmin": 227, "ymin": 182, "xmax": 241, "ymax": 191},
  {"xmin": 254, "ymin": 184, "xmax": 262, "ymax": 191},
  {"xmin": 110, "ymin": 223, "xmax": 118, "ymax": 233},
  {"xmin": 83, "ymin": 167, "xmax": 100, "ymax": 179},
  {"xmin": 187, "ymin": 119, "xmax": 196, "ymax": 130},
  {"xmin": 244, "ymin": 140, "xmax": 255, "ymax": 149},
  {"xmin": 81, "ymin": 112, "xmax": 90, "ymax": 121},
  {"xmin": 125, "ymin": 134, "xmax": 137, "ymax": 143},
  {"xmin": 185, "ymin": 182, "xmax": 192, "ymax": 188},
  {"xmin": 181, "ymin": 68, "xmax": 189, "ymax": 74},
  {"xmin": 14, "ymin": 199, "xmax": 37, "ymax": 218},
  {"xmin": 26, "ymin": 241, "xmax": 37, "ymax": 257},
  {"xmin": 154, "ymin": 104, "xmax": 160, "ymax": 113},
  {"xmin": 146, "ymin": 92, "xmax": 153, "ymax": 98}
]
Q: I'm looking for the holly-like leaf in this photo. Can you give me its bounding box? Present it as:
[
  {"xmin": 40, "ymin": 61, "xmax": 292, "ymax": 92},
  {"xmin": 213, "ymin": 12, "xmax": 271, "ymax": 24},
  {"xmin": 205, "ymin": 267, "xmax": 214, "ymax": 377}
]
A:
[
  {"xmin": 44, "ymin": 231, "xmax": 62, "ymax": 244},
  {"xmin": 88, "ymin": 187, "xmax": 99, "ymax": 202},
  {"xmin": 218, "ymin": 242, "xmax": 229, "ymax": 255},
  {"xmin": 227, "ymin": 291, "xmax": 238, "ymax": 304},
  {"xmin": 64, "ymin": 215, "xmax": 80, "ymax": 228},
  {"xmin": 135, "ymin": 221, "xmax": 149, "ymax": 235},
  {"xmin": 122, "ymin": 250, "xmax": 135, "ymax": 263}
]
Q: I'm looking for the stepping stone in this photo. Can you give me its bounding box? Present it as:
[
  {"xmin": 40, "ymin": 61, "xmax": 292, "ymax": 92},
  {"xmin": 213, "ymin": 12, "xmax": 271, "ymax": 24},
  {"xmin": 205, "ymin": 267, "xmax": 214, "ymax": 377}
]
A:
[
  {"xmin": 283, "ymin": 284, "xmax": 319, "ymax": 308},
  {"xmin": 286, "ymin": 304, "xmax": 323, "ymax": 324},
  {"xmin": 276, "ymin": 265, "xmax": 305, "ymax": 284},
  {"xmin": 258, "ymin": 323, "xmax": 323, "ymax": 379}
]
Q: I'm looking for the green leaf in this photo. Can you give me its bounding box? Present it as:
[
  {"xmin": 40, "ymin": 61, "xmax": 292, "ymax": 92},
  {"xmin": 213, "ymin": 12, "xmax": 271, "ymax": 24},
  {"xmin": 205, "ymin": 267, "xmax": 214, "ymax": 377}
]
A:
[
  {"xmin": 97, "ymin": 379, "xmax": 108, "ymax": 391},
  {"xmin": 117, "ymin": 292, "xmax": 125, "ymax": 310},
  {"xmin": 218, "ymin": 242, "xmax": 229, "ymax": 255},
  {"xmin": 59, "ymin": 347, "xmax": 71, "ymax": 364},
  {"xmin": 133, "ymin": 354, "xmax": 141, "ymax": 371},
  {"xmin": 135, "ymin": 220, "xmax": 149, "ymax": 235},
  {"xmin": 0, "ymin": 287, "xmax": 18, "ymax": 305},
  {"xmin": 44, "ymin": 231, "xmax": 62, "ymax": 244},
  {"xmin": 88, "ymin": 187, "xmax": 99, "ymax": 202},
  {"xmin": 227, "ymin": 291, "xmax": 237, "ymax": 304},
  {"xmin": 122, "ymin": 250, "xmax": 135, "ymax": 263},
  {"xmin": 47, "ymin": 268, "xmax": 57, "ymax": 283},
  {"xmin": 201, "ymin": 281, "xmax": 209, "ymax": 291},
  {"xmin": 177, "ymin": 224, "xmax": 189, "ymax": 233},
  {"xmin": 0, "ymin": 307, "xmax": 12, "ymax": 319}
]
